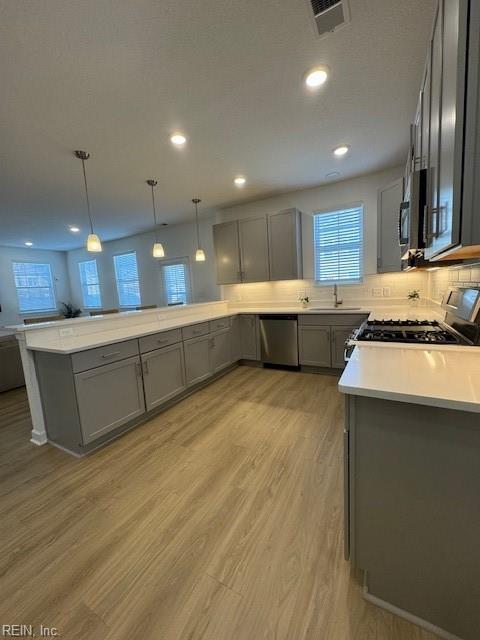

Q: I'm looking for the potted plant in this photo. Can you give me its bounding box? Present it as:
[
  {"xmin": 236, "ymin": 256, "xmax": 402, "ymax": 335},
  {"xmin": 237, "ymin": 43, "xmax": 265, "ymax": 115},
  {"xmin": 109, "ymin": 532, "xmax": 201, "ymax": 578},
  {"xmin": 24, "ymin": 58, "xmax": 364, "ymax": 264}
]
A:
[
  {"xmin": 298, "ymin": 292, "xmax": 310, "ymax": 309},
  {"xmin": 60, "ymin": 302, "xmax": 82, "ymax": 319},
  {"xmin": 407, "ymin": 289, "xmax": 420, "ymax": 308}
]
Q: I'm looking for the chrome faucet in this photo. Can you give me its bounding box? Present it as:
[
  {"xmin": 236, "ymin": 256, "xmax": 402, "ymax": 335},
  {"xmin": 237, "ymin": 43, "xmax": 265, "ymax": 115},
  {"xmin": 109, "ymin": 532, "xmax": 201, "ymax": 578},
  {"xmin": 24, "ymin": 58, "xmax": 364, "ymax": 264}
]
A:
[{"xmin": 333, "ymin": 284, "xmax": 343, "ymax": 308}]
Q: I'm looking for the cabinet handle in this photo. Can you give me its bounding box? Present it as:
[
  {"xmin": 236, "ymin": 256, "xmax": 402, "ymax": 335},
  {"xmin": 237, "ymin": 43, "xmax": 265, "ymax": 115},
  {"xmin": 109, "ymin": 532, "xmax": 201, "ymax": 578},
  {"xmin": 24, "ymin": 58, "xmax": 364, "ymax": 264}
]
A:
[
  {"xmin": 102, "ymin": 351, "xmax": 121, "ymax": 359},
  {"xmin": 157, "ymin": 338, "xmax": 168, "ymax": 345},
  {"xmin": 135, "ymin": 362, "xmax": 142, "ymax": 377},
  {"xmin": 143, "ymin": 360, "xmax": 149, "ymax": 375},
  {"xmin": 209, "ymin": 338, "xmax": 215, "ymax": 349}
]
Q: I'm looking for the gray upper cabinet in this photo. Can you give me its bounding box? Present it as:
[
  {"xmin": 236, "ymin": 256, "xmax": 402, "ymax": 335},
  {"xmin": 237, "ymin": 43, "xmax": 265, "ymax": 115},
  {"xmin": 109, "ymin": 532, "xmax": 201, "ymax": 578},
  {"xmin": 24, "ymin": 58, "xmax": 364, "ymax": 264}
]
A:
[
  {"xmin": 239, "ymin": 314, "xmax": 259, "ymax": 360},
  {"xmin": 212, "ymin": 221, "xmax": 241, "ymax": 284},
  {"xmin": 184, "ymin": 334, "xmax": 212, "ymax": 386},
  {"xmin": 238, "ymin": 217, "xmax": 270, "ymax": 282},
  {"xmin": 298, "ymin": 325, "xmax": 331, "ymax": 367},
  {"xmin": 211, "ymin": 328, "xmax": 232, "ymax": 373},
  {"xmin": 377, "ymin": 178, "xmax": 403, "ymax": 273},
  {"xmin": 74, "ymin": 355, "xmax": 145, "ymax": 444},
  {"xmin": 141, "ymin": 342, "xmax": 186, "ymax": 410},
  {"xmin": 267, "ymin": 209, "xmax": 303, "ymax": 281}
]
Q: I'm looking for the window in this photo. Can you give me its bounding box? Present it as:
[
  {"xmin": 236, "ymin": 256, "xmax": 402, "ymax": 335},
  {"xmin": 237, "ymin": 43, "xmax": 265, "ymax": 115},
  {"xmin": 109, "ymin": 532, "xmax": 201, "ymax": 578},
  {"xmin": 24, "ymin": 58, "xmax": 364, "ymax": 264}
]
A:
[
  {"xmin": 78, "ymin": 260, "xmax": 102, "ymax": 308},
  {"xmin": 313, "ymin": 206, "xmax": 364, "ymax": 284},
  {"xmin": 113, "ymin": 252, "xmax": 141, "ymax": 307},
  {"xmin": 160, "ymin": 259, "xmax": 191, "ymax": 306},
  {"xmin": 12, "ymin": 262, "xmax": 56, "ymax": 313}
]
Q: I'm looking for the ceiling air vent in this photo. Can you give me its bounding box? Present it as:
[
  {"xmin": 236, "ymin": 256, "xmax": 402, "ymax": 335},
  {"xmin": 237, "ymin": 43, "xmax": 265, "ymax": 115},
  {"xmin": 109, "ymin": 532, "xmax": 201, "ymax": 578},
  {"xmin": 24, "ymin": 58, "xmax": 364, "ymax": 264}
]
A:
[{"xmin": 309, "ymin": 0, "xmax": 350, "ymax": 38}]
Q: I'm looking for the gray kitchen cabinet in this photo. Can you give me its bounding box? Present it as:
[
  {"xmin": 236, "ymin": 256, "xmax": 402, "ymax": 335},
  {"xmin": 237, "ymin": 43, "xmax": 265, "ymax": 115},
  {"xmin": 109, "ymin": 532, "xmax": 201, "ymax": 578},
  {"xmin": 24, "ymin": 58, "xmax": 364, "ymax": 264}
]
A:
[
  {"xmin": 298, "ymin": 325, "xmax": 331, "ymax": 367},
  {"xmin": 74, "ymin": 355, "xmax": 145, "ymax": 445},
  {"xmin": 212, "ymin": 221, "xmax": 241, "ymax": 284},
  {"xmin": 267, "ymin": 209, "xmax": 303, "ymax": 280},
  {"xmin": 420, "ymin": 52, "xmax": 431, "ymax": 171},
  {"xmin": 377, "ymin": 178, "xmax": 403, "ymax": 273},
  {"xmin": 141, "ymin": 342, "xmax": 186, "ymax": 410},
  {"xmin": 0, "ymin": 338, "xmax": 25, "ymax": 392},
  {"xmin": 238, "ymin": 216, "xmax": 270, "ymax": 282},
  {"xmin": 230, "ymin": 315, "xmax": 242, "ymax": 362},
  {"xmin": 184, "ymin": 334, "xmax": 213, "ymax": 386},
  {"xmin": 331, "ymin": 326, "xmax": 356, "ymax": 369},
  {"xmin": 239, "ymin": 314, "xmax": 259, "ymax": 360},
  {"xmin": 210, "ymin": 328, "xmax": 232, "ymax": 373}
]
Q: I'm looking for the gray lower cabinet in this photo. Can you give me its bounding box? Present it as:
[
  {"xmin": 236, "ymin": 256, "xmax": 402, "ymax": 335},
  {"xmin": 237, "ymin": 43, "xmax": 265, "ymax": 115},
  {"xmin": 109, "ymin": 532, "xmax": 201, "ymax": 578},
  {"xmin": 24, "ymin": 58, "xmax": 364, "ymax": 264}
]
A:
[
  {"xmin": 331, "ymin": 326, "xmax": 356, "ymax": 369},
  {"xmin": 184, "ymin": 334, "xmax": 213, "ymax": 386},
  {"xmin": 74, "ymin": 355, "xmax": 145, "ymax": 445},
  {"xmin": 0, "ymin": 338, "xmax": 25, "ymax": 392},
  {"xmin": 211, "ymin": 328, "xmax": 232, "ymax": 373},
  {"xmin": 239, "ymin": 314, "xmax": 259, "ymax": 360},
  {"xmin": 141, "ymin": 342, "xmax": 186, "ymax": 410},
  {"xmin": 298, "ymin": 325, "xmax": 331, "ymax": 367},
  {"xmin": 230, "ymin": 316, "xmax": 242, "ymax": 362}
]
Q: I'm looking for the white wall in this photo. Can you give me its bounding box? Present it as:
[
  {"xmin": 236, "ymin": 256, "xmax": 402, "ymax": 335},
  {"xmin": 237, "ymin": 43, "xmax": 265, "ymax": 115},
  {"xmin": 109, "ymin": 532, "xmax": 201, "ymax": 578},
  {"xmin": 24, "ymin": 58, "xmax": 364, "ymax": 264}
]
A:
[
  {"xmin": 0, "ymin": 246, "xmax": 71, "ymax": 326},
  {"xmin": 66, "ymin": 218, "xmax": 220, "ymax": 311}
]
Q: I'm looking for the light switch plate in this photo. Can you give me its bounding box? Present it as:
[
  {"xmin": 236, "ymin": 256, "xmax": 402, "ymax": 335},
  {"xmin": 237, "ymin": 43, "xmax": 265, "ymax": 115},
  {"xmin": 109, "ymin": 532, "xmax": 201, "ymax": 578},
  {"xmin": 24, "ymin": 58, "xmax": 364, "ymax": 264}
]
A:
[
  {"xmin": 59, "ymin": 327, "xmax": 74, "ymax": 337},
  {"xmin": 372, "ymin": 287, "xmax": 383, "ymax": 298},
  {"xmin": 383, "ymin": 287, "xmax": 391, "ymax": 297}
]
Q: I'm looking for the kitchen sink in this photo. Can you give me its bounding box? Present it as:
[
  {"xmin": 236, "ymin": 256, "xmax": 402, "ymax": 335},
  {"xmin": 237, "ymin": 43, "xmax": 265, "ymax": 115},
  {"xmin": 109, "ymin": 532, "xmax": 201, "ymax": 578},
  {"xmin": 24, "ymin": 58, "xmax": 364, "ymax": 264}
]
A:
[{"xmin": 308, "ymin": 307, "xmax": 361, "ymax": 311}]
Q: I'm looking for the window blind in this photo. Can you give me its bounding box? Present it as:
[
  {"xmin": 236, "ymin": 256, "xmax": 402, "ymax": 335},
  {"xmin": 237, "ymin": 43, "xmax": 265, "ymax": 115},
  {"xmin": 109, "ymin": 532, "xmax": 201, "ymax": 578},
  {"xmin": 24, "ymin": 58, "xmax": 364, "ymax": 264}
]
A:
[
  {"xmin": 78, "ymin": 260, "xmax": 102, "ymax": 308},
  {"xmin": 313, "ymin": 206, "xmax": 363, "ymax": 284},
  {"xmin": 113, "ymin": 252, "xmax": 141, "ymax": 307},
  {"xmin": 12, "ymin": 262, "xmax": 56, "ymax": 312},
  {"xmin": 161, "ymin": 260, "xmax": 190, "ymax": 305}
]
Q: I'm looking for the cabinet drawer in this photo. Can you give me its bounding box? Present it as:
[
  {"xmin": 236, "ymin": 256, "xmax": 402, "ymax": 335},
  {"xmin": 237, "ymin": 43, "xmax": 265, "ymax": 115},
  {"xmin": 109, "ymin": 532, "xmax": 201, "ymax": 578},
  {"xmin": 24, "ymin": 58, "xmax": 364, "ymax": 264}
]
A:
[
  {"xmin": 182, "ymin": 322, "xmax": 210, "ymax": 340},
  {"xmin": 210, "ymin": 317, "xmax": 230, "ymax": 332},
  {"xmin": 299, "ymin": 313, "xmax": 368, "ymax": 327},
  {"xmin": 71, "ymin": 339, "xmax": 139, "ymax": 373},
  {"xmin": 139, "ymin": 329, "xmax": 182, "ymax": 354}
]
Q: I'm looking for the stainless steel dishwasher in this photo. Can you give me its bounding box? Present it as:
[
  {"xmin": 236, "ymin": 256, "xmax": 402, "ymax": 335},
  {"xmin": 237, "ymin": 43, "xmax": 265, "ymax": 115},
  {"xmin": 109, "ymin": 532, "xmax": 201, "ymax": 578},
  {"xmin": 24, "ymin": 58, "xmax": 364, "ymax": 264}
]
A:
[{"xmin": 259, "ymin": 315, "xmax": 299, "ymax": 367}]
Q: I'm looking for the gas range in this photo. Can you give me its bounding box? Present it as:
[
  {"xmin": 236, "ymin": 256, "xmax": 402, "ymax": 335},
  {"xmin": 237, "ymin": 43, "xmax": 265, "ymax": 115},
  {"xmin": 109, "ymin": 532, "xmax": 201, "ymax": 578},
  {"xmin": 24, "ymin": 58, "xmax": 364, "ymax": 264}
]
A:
[{"xmin": 355, "ymin": 319, "xmax": 464, "ymax": 345}]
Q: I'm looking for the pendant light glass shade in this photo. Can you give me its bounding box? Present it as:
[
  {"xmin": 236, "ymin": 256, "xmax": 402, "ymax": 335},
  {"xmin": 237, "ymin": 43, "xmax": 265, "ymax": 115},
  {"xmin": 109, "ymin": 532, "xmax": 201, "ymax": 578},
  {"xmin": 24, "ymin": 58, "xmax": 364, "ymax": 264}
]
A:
[
  {"xmin": 192, "ymin": 198, "xmax": 206, "ymax": 262},
  {"xmin": 147, "ymin": 179, "xmax": 165, "ymax": 259},
  {"xmin": 74, "ymin": 150, "xmax": 102, "ymax": 253},
  {"xmin": 153, "ymin": 242, "xmax": 165, "ymax": 258},
  {"xmin": 87, "ymin": 233, "xmax": 102, "ymax": 252}
]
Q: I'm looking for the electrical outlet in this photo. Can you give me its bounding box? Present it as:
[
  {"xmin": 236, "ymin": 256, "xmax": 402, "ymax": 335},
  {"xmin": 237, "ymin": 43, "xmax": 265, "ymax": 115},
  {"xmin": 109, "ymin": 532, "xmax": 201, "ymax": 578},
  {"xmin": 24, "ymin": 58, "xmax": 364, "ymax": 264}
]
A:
[
  {"xmin": 383, "ymin": 287, "xmax": 391, "ymax": 297},
  {"xmin": 59, "ymin": 327, "xmax": 74, "ymax": 337},
  {"xmin": 372, "ymin": 287, "xmax": 383, "ymax": 298}
]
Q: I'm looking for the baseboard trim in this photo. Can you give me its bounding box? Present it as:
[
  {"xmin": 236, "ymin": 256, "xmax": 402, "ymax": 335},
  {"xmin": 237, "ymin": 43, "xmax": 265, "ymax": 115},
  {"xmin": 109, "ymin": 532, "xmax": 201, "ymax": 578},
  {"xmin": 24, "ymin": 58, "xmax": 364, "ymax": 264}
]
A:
[
  {"xmin": 30, "ymin": 431, "xmax": 48, "ymax": 446},
  {"xmin": 362, "ymin": 579, "xmax": 464, "ymax": 640}
]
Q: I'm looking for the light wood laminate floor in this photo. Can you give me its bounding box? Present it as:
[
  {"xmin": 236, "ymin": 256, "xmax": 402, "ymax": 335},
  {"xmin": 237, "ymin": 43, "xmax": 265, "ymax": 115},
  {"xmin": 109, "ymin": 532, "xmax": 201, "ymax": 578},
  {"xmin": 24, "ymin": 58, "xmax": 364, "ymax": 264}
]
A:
[{"xmin": 0, "ymin": 367, "xmax": 440, "ymax": 640}]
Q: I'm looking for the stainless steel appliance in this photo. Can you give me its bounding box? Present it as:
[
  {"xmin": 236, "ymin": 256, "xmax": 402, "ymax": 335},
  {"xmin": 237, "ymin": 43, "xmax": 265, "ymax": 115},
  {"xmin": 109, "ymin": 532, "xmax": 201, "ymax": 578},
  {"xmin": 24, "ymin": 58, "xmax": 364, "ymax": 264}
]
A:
[
  {"xmin": 399, "ymin": 168, "xmax": 428, "ymax": 271},
  {"xmin": 349, "ymin": 287, "xmax": 480, "ymax": 348},
  {"xmin": 259, "ymin": 315, "xmax": 299, "ymax": 367}
]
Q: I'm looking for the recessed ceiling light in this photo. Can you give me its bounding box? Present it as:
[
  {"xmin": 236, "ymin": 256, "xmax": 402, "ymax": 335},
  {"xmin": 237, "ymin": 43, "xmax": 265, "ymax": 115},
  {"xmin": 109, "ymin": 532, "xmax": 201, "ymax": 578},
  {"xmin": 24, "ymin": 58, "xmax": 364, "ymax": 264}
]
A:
[
  {"xmin": 24, "ymin": 241, "xmax": 33, "ymax": 246},
  {"xmin": 333, "ymin": 144, "xmax": 350, "ymax": 157},
  {"xmin": 170, "ymin": 133, "xmax": 187, "ymax": 146},
  {"xmin": 305, "ymin": 66, "xmax": 329, "ymax": 89},
  {"xmin": 234, "ymin": 176, "xmax": 247, "ymax": 187},
  {"xmin": 69, "ymin": 226, "xmax": 80, "ymax": 233}
]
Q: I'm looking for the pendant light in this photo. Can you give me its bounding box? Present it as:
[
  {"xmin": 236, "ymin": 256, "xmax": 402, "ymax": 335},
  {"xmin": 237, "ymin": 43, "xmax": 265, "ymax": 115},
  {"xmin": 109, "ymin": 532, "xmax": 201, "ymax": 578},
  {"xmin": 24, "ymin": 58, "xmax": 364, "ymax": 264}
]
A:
[
  {"xmin": 74, "ymin": 150, "xmax": 102, "ymax": 252},
  {"xmin": 147, "ymin": 179, "xmax": 165, "ymax": 258},
  {"xmin": 192, "ymin": 198, "xmax": 205, "ymax": 261}
]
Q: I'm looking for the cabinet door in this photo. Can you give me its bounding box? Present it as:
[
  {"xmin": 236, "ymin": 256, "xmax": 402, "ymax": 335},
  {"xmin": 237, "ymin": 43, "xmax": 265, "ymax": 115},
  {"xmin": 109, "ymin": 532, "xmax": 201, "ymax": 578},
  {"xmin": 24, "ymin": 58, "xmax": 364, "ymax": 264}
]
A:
[
  {"xmin": 238, "ymin": 217, "xmax": 270, "ymax": 282},
  {"xmin": 239, "ymin": 314, "xmax": 259, "ymax": 360},
  {"xmin": 211, "ymin": 328, "xmax": 232, "ymax": 373},
  {"xmin": 427, "ymin": 0, "xmax": 467, "ymax": 258},
  {"xmin": 377, "ymin": 179, "xmax": 403, "ymax": 272},
  {"xmin": 74, "ymin": 356, "xmax": 145, "ymax": 445},
  {"xmin": 230, "ymin": 316, "xmax": 242, "ymax": 362},
  {"xmin": 268, "ymin": 209, "xmax": 303, "ymax": 280},
  {"xmin": 142, "ymin": 343, "xmax": 186, "ymax": 410},
  {"xmin": 212, "ymin": 221, "xmax": 241, "ymax": 284},
  {"xmin": 331, "ymin": 326, "xmax": 357, "ymax": 369},
  {"xmin": 298, "ymin": 326, "xmax": 331, "ymax": 367},
  {"xmin": 421, "ymin": 54, "xmax": 431, "ymax": 172},
  {"xmin": 184, "ymin": 334, "xmax": 212, "ymax": 386}
]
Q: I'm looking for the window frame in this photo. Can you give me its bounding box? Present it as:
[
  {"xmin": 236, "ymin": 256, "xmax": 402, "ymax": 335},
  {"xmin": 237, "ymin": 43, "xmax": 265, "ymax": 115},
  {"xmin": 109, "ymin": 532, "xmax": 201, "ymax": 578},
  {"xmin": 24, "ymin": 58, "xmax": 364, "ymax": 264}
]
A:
[
  {"xmin": 113, "ymin": 251, "xmax": 142, "ymax": 308},
  {"xmin": 78, "ymin": 259, "xmax": 102, "ymax": 309},
  {"xmin": 312, "ymin": 203, "xmax": 365, "ymax": 286},
  {"xmin": 12, "ymin": 260, "xmax": 57, "ymax": 314},
  {"xmin": 159, "ymin": 257, "xmax": 192, "ymax": 307}
]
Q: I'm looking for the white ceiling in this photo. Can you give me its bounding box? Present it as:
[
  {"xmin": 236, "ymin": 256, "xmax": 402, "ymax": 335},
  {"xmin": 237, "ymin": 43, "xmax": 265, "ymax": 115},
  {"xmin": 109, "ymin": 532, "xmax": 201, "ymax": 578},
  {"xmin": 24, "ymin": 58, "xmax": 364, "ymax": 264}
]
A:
[{"xmin": 0, "ymin": 0, "xmax": 437, "ymax": 250}]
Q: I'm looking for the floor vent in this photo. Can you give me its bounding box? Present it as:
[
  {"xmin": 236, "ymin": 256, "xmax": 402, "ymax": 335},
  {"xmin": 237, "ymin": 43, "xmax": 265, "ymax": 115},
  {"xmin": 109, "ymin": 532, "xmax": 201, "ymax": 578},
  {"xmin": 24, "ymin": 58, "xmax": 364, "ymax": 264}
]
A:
[{"xmin": 309, "ymin": 0, "xmax": 350, "ymax": 38}]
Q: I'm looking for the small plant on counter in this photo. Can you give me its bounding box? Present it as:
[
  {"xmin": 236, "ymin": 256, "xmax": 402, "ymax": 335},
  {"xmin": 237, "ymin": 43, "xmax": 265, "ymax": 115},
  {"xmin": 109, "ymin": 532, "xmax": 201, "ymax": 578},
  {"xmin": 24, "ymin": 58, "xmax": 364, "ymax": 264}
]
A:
[
  {"xmin": 407, "ymin": 290, "xmax": 420, "ymax": 300},
  {"xmin": 60, "ymin": 302, "xmax": 82, "ymax": 319},
  {"xmin": 298, "ymin": 292, "xmax": 310, "ymax": 308}
]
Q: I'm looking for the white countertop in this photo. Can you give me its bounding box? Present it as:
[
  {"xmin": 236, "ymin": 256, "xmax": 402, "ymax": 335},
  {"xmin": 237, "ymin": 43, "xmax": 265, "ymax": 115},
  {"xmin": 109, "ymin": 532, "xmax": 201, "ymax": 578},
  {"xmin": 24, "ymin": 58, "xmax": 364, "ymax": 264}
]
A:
[{"xmin": 339, "ymin": 344, "xmax": 480, "ymax": 413}]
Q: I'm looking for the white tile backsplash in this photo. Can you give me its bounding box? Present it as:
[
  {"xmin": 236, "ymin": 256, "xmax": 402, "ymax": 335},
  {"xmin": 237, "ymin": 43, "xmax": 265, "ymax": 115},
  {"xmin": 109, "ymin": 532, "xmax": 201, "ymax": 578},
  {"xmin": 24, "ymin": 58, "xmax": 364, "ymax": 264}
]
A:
[{"xmin": 429, "ymin": 263, "xmax": 480, "ymax": 302}]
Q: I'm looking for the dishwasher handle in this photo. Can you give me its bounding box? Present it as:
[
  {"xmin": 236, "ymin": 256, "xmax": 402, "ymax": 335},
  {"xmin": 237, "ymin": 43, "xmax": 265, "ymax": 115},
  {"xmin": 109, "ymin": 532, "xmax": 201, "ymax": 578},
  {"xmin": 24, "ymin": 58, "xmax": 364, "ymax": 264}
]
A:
[{"xmin": 258, "ymin": 314, "xmax": 298, "ymax": 321}]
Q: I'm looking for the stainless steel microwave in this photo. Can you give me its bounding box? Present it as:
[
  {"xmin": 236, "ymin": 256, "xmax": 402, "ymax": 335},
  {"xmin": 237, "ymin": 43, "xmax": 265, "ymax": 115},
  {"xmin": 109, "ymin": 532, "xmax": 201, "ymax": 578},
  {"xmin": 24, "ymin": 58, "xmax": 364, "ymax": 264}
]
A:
[{"xmin": 398, "ymin": 168, "xmax": 427, "ymax": 255}]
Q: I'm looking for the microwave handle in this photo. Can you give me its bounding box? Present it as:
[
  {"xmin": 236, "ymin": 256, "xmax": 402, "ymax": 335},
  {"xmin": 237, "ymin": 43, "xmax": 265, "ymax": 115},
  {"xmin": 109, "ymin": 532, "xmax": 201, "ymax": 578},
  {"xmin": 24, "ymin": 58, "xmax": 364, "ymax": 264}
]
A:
[{"xmin": 398, "ymin": 201, "xmax": 409, "ymax": 246}]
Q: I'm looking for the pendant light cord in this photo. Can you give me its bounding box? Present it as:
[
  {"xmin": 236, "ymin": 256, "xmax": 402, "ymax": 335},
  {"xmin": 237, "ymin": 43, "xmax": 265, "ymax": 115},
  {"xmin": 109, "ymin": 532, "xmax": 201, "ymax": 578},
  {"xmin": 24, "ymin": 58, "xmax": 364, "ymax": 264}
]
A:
[
  {"xmin": 193, "ymin": 198, "xmax": 201, "ymax": 248},
  {"xmin": 80, "ymin": 157, "xmax": 94, "ymax": 235},
  {"xmin": 151, "ymin": 185, "xmax": 158, "ymax": 241}
]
